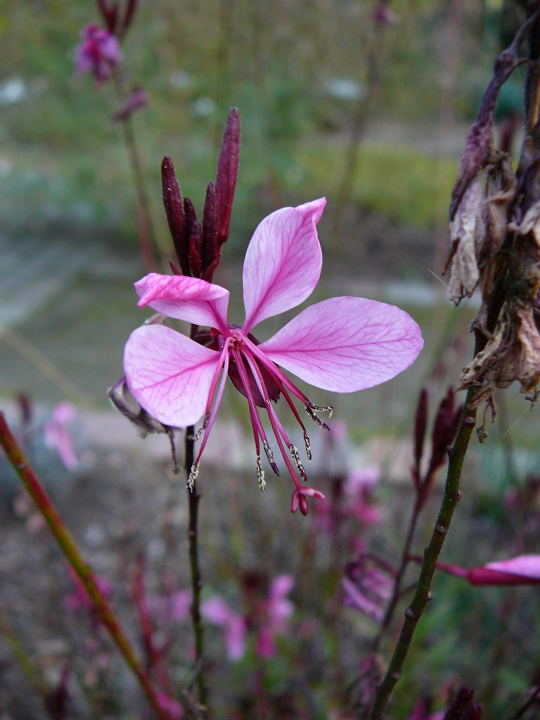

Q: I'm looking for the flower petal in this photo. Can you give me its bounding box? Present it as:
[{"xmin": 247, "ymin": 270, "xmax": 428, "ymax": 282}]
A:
[
  {"xmin": 259, "ymin": 297, "xmax": 423, "ymax": 392},
  {"xmin": 484, "ymin": 554, "xmax": 540, "ymax": 581},
  {"xmin": 242, "ymin": 198, "xmax": 326, "ymax": 333},
  {"xmin": 135, "ymin": 273, "xmax": 229, "ymax": 332},
  {"xmin": 124, "ymin": 324, "xmax": 220, "ymax": 426}
]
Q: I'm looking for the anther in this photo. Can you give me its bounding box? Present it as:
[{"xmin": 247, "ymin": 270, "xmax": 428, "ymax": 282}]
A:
[
  {"xmin": 187, "ymin": 462, "xmax": 200, "ymax": 490},
  {"xmin": 263, "ymin": 440, "xmax": 280, "ymax": 475},
  {"xmin": 256, "ymin": 456, "xmax": 266, "ymax": 490},
  {"xmin": 194, "ymin": 414, "xmax": 210, "ymax": 441},
  {"xmin": 311, "ymin": 404, "xmax": 334, "ymax": 418},
  {"xmin": 303, "ymin": 433, "xmax": 312, "ymax": 461},
  {"xmin": 305, "ymin": 405, "xmax": 330, "ymax": 431},
  {"xmin": 289, "ymin": 444, "xmax": 307, "ymax": 481}
]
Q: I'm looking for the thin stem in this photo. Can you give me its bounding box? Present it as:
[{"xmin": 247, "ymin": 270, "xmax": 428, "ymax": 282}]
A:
[
  {"xmin": 368, "ymin": 386, "xmax": 478, "ymax": 719},
  {"xmin": 372, "ymin": 497, "xmax": 422, "ymax": 653},
  {"xmin": 112, "ymin": 73, "xmax": 158, "ymax": 273},
  {"xmin": 0, "ymin": 413, "xmax": 171, "ymax": 720},
  {"xmin": 0, "ymin": 605, "xmax": 51, "ymax": 711},
  {"xmin": 506, "ymin": 683, "xmax": 540, "ymax": 720},
  {"xmin": 185, "ymin": 328, "xmax": 207, "ymax": 710}
]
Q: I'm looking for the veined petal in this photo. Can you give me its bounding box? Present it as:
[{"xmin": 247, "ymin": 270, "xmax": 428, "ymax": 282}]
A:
[
  {"xmin": 259, "ymin": 297, "xmax": 423, "ymax": 392},
  {"xmin": 242, "ymin": 198, "xmax": 326, "ymax": 333},
  {"xmin": 124, "ymin": 325, "xmax": 220, "ymax": 426},
  {"xmin": 135, "ymin": 273, "xmax": 229, "ymax": 332},
  {"xmin": 484, "ymin": 555, "xmax": 540, "ymax": 580}
]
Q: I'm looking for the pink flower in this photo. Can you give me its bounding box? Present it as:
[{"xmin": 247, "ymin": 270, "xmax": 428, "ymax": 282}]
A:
[
  {"xmin": 65, "ymin": 568, "xmax": 112, "ymax": 613},
  {"xmin": 201, "ymin": 597, "xmax": 247, "ymax": 661},
  {"xmin": 43, "ymin": 403, "xmax": 79, "ymax": 471},
  {"xmin": 256, "ymin": 574, "xmax": 294, "ymax": 658},
  {"xmin": 436, "ymin": 554, "xmax": 540, "ymax": 586},
  {"xmin": 123, "ymin": 199, "xmax": 423, "ymax": 514},
  {"xmin": 75, "ymin": 24, "xmax": 121, "ymax": 82}
]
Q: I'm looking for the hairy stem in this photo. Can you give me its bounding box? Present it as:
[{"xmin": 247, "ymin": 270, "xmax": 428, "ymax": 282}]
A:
[
  {"xmin": 0, "ymin": 413, "xmax": 171, "ymax": 720},
  {"xmin": 368, "ymin": 386, "xmax": 478, "ymax": 719},
  {"xmin": 186, "ymin": 425, "xmax": 207, "ymax": 707}
]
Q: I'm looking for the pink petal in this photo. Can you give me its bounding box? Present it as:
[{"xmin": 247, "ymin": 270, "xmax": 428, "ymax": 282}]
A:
[
  {"xmin": 124, "ymin": 325, "xmax": 220, "ymax": 426},
  {"xmin": 242, "ymin": 198, "xmax": 326, "ymax": 333},
  {"xmin": 483, "ymin": 554, "xmax": 540, "ymax": 581},
  {"xmin": 260, "ymin": 297, "xmax": 423, "ymax": 392},
  {"xmin": 135, "ymin": 273, "xmax": 229, "ymax": 333}
]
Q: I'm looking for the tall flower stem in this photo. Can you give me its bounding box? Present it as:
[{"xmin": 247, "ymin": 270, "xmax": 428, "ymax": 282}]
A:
[
  {"xmin": 185, "ymin": 326, "xmax": 207, "ymax": 707},
  {"xmin": 112, "ymin": 74, "xmax": 159, "ymax": 273},
  {"xmin": 368, "ymin": 385, "xmax": 478, "ymax": 719},
  {"xmin": 0, "ymin": 413, "xmax": 171, "ymax": 720},
  {"xmin": 371, "ymin": 497, "xmax": 421, "ymax": 653},
  {"xmin": 0, "ymin": 606, "xmax": 50, "ymax": 711}
]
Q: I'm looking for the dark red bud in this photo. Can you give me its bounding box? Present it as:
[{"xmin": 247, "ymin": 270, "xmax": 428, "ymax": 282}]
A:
[
  {"xmin": 413, "ymin": 388, "xmax": 428, "ymax": 482},
  {"xmin": 44, "ymin": 661, "xmax": 71, "ymax": 720},
  {"xmin": 427, "ymin": 387, "xmax": 460, "ymax": 478},
  {"xmin": 443, "ymin": 687, "xmax": 483, "ymax": 720},
  {"xmin": 185, "ymin": 198, "xmax": 202, "ymax": 277},
  {"xmin": 96, "ymin": 0, "xmax": 118, "ymax": 34},
  {"xmin": 161, "ymin": 157, "xmax": 189, "ymax": 275},
  {"xmin": 215, "ymin": 107, "xmax": 240, "ymax": 246},
  {"xmin": 121, "ymin": 0, "xmax": 139, "ymax": 35},
  {"xmin": 202, "ymin": 181, "xmax": 219, "ymax": 279}
]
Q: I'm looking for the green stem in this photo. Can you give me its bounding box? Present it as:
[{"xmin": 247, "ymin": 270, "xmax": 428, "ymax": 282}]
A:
[
  {"xmin": 368, "ymin": 386, "xmax": 478, "ymax": 719},
  {"xmin": 0, "ymin": 412, "xmax": 171, "ymax": 720},
  {"xmin": 112, "ymin": 72, "xmax": 158, "ymax": 273},
  {"xmin": 0, "ymin": 606, "xmax": 51, "ymax": 710},
  {"xmin": 372, "ymin": 497, "xmax": 422, "ymax": 654}
]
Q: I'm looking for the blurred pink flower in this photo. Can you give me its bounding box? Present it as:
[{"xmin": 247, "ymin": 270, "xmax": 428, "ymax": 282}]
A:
[
  {"xmin": 65, "ymin": 568, "xmax": 112, "ymax": 613},
  {"xmin": 201, "ymin": 597, "xmax": 246, "ymax": 661},
  {"xmin": 256, "ymin": 574, "xmax": 294, "ymax": 658},
  {"xmin": 43, "ymin": 403, "xmax": 79, "ymax": 470},
  {"xmin": 436, "ymin": 554, "xmax": 540, "ymax": 586},
  {"xmin": 343, "ymin": 557, "xmax": 393, "ymax": 622},
  {"xmin": 156, "ymin": 691, "xmax": 183, "ymax": 719},
  {"xmin": 124, "ymin": 199, "xmax": 423, "ymax": 514},
  {"xmin": 75, "ymin": 24, "xmax": 121, "ymax": 82}
]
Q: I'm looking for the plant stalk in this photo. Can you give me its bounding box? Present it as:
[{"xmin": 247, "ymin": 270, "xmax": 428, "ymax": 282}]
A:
[
  {"xmin": 368, "ymin": 386, "xmax": 478, "ymax": 719},
  {"xmin": 185, "ymin": 427, "xmax": 207, "ymax": 707},
  {"xmin": 0, "ymin": 412, "xmax": 171, "ymax": 720}
]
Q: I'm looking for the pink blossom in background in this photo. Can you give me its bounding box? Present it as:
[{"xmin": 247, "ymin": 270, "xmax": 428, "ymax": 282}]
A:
[
  {"xmin": 343, "ymin": 467, "xmax": 382, "ymax": 525},
  {"xmin": 65, "ymin": 568, "xmax": 112, "ymax": 613},
  {"xmin": 343, "ymin": 557, "xmax": 393, "ymax": 622},
  {"xmin": 436, "ymin": 554, "xmax": 540, "ymax": 586},
  {"xmin": 124, "ymin": 199, "xmax": 423, "ymax": 514},
  {"xmin": 43, "ymin": 403, "xmax": 79, "ymax": 470},
  {"xmin": 75, "ymin": 24, "xmax": 121, "ymax": 83},
  {"xmin": 256, "ymin": 574, "xmax": 294, "ymax": 658},
  {"xmin": 156, "ymin": 691, "xmax": 183, "ymax": 719},
  {"xmin": 201, "ymin": 597, "xmax": 247, "ymax": 661}
]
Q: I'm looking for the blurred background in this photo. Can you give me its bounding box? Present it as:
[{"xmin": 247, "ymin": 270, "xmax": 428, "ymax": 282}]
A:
[{"xmin": 1, "ymin": 1, "xmax": 540, "ymax": 719}]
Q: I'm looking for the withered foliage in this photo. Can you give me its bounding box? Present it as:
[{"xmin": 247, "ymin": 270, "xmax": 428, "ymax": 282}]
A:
[{"xmin": 445, "ymin": 6, "xmax": 540, "ymax": 408}]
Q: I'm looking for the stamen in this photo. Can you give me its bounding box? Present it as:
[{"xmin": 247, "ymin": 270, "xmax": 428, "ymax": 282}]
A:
[
  {"xmin": 311, "ymin": 404, "xmax": 334, "ymax": 418},
  {"xmin": 262, "ymin": 439, "xmax": 280, "ymax": 476},
  {"xmin": 194, "ymin": 414, "xmax": 209, "ymax": 441},
  {"xmin": 305, "ymin": 405, "xmax": 331, "ymax": 431},
  {"xmin": 304, "ymin": 433, "xmax": 312, "ymax": 461},
  {"xmin": 289, "ymin": 444, "xmax": 307, "ymax": 481},
  {"xmin": 187, "ymin": 461, "xmax": 200, "ymax": 490},
  {"xmin": 256, "ymin": 456, "xmax": 266, "ymax": 490}
]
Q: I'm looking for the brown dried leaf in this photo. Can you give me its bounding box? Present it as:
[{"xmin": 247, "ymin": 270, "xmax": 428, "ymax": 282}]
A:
[{"xmin": 447, "ymin": 176, "xmax": 485, "ymax": 304}]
